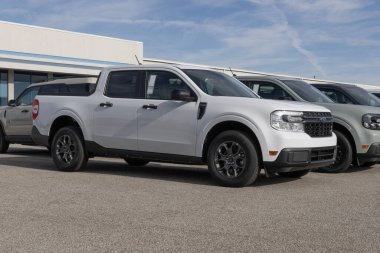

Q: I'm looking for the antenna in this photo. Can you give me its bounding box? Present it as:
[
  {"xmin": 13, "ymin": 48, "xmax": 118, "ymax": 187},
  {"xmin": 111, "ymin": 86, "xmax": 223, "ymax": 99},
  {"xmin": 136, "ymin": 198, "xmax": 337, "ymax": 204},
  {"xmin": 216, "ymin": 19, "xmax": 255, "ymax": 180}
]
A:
[
  {"xmin": 229, "ymin": 67, "xmax": 237, "ymax": 77},
  {"xmin": 135, "ymin": 55, "xmax": 142, "ymax": 65}
]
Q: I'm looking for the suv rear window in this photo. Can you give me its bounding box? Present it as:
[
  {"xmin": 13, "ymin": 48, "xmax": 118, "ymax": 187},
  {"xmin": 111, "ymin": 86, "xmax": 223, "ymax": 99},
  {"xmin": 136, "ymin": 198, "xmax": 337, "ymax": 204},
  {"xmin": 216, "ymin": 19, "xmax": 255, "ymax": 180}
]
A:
[{"xmin": 38, "ymin": 83, "xmax": 96, "ymax": 96}]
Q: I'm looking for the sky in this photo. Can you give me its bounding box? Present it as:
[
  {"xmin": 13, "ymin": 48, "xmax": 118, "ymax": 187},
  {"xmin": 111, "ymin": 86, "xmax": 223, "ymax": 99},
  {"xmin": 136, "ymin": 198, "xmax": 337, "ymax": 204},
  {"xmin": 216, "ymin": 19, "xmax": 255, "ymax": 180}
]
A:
[{"xmin": 1, "ymin": 0, "xmax": 380, "ymax": 85}]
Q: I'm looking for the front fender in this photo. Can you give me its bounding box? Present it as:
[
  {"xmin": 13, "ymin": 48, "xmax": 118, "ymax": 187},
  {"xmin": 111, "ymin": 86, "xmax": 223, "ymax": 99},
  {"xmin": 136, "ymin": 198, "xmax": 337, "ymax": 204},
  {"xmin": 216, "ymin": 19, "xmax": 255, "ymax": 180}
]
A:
[
  {"xmin": 195, "ymin": 114, "xmax": 268, "ymax": 159},
  {"xmin": 333, "ymin": 116, "xmax": 360, "ymax": 150}
]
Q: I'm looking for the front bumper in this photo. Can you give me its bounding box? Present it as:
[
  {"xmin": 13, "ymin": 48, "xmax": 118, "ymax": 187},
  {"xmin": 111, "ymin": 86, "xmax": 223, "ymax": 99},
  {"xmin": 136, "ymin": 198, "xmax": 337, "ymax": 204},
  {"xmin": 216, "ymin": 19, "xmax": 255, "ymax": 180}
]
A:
[
  {"xmin": 264, "ymin": 146, "xmax": 336, "ymax": 173},
  {"xmin": 357, "ymin": 143, "xmax": 380, "ymax": 165}
]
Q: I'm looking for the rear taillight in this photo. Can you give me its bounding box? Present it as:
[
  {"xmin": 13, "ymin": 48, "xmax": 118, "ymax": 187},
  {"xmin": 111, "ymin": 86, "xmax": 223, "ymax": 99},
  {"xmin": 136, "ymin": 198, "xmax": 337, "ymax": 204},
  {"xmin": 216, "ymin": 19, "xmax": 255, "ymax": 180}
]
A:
[{"xmin": 32, "ymin": 99, "xmax": 39, "ymax": 120}]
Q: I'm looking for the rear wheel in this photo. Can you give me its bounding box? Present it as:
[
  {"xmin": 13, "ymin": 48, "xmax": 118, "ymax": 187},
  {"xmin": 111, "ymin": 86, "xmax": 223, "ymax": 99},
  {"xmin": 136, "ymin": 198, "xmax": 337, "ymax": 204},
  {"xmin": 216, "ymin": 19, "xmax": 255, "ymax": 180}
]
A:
[
  {"xmin": 124, "ymin": 158, "xmax": 149, "ymax": 166},
  {"xmin": 278, "ymin": 170, "xmax": 310, "ymax": 178},
  {"xmin": 0, "ymin": 127, "xmax": 9, "ymax": 153},
  {"xmin": 207, "ymin": 130, "xmax": 260, "ymax": 187},
  {"xmin": 51, "ymin": 126, "xmax": 88, "ymax": 172},
  {"xmin": 319, "ymin": 130, "xmax": 352, "ymax": 173}
]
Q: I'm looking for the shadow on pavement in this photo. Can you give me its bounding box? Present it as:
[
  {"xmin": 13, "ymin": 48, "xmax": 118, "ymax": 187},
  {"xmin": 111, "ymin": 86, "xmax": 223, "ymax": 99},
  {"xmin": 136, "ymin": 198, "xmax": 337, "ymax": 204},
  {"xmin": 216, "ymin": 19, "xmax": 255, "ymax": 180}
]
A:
[
  {"xmin": 1, "ymin": 148, "xmax": 313, "ymax": 187},
  {"xmin": 312, "ymin": 164, "xmax": 375, "ymax": 174}
]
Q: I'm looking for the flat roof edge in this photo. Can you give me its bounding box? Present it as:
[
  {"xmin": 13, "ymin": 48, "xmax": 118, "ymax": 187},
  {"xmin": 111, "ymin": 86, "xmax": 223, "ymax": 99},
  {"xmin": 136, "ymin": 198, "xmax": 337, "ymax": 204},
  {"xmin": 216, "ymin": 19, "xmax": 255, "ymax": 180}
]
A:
[{"xmin": 0, "ymin": 20, "xmax": 143, "ymax": 45}]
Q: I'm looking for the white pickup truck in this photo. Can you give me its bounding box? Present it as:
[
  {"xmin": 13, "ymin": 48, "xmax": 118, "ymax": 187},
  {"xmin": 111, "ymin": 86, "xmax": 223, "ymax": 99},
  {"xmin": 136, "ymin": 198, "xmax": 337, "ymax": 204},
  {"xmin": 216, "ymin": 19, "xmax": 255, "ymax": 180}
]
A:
[{"xmin": 32, "ymin": 65, "xmax": 336, "ymax": 187}]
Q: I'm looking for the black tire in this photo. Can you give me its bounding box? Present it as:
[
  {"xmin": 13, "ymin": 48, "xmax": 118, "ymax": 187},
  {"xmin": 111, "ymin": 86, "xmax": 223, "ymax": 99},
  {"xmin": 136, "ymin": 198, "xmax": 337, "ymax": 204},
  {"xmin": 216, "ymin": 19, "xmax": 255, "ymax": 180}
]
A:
[
  {"xmin": 124, "ymin": 158, "xmax": 149, "ymax": 166},
  {"xmin": 278, "ymin": 169, "xmax": 310, "ymax": 178},
  {"xmin": 51, "ymin": 126, "xmax": 88, "ymax": 172},
  {"xmin": 359, "ymin": 162, "xmax": 377, "ymax": 167},
  {"xmin": 319, "ymin": 130, "xmax": 352, "ymax": 173},
  {"xmin": 0, "ymin": 126, "xmax": 9, "ymax": 153},
  {"xmin": 207, "ymin": 130, "xmax": 260, "ymax": 187}
]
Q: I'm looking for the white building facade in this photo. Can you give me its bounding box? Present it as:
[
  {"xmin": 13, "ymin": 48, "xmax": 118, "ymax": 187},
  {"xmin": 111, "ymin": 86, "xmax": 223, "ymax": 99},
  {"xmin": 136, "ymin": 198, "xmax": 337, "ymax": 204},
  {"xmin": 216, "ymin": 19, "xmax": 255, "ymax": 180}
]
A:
[{"xmin": 0, "ymin": 21, "xmax": 143, "ymax": 105}]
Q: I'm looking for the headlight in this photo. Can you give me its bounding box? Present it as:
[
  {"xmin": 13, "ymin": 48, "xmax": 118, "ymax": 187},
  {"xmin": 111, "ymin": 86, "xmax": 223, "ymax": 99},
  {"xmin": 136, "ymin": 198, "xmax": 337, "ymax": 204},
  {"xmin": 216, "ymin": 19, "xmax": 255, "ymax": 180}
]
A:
[
  {"xmin": 271, "ymin": 111, "xmax": 304, "ymax": 132},
  {"xmin": 362, "ymin": 114, "xmax": 380, "ymax": 130}
]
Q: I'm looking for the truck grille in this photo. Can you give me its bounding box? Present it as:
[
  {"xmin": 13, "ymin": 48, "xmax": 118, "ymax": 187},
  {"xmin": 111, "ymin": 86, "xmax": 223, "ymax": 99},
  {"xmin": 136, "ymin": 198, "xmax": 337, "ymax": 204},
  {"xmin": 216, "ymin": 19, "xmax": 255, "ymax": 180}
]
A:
[
  {"xmin": 303, "ymin": 112, "xmax": 333, "ymax": 137},
  {"xmin": 311, "ymin": 148, "xmax": 335, "ymax": 161}
]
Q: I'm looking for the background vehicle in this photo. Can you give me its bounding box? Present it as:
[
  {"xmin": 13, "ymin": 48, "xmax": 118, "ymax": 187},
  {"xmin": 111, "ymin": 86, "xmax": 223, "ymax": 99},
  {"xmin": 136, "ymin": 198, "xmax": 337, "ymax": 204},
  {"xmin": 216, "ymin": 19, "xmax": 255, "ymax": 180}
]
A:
[
  {"xmin": 238, "ymin": 76, "xmax": 380, "ymax": 172},
  {"xmin": 311, "ymin": 83, "xmax": 380, "ymax": 107},
  {"xmin": 0, "ymin": 77, "xmax": 97, "ymax": 153},
  {"xmin": 32, "ymin": 65, "xmax": 336, "ymax": 187}
]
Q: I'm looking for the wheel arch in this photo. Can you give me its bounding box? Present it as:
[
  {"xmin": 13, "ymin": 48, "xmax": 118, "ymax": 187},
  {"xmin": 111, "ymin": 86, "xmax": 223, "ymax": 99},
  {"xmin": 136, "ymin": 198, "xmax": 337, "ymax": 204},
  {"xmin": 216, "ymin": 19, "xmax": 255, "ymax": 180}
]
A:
[
  {"xmin": 201, "ymin": 120, "xmax": 264, "ymax": 167},
  {"xmin": 333, "ymin": 122, "xmax": 357, "ymax": 162},
  {"xmin": 48, "ymin": 116, "xmax": 85, "ymax": 147}
]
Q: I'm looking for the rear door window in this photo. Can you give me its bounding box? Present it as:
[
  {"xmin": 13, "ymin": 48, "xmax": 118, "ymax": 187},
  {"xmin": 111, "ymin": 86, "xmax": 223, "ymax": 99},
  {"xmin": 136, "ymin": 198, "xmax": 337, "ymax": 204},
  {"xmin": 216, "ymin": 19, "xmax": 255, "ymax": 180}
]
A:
[{"xmin": 105, "ymin": 71, "xmax": 142, "ymax": 99}]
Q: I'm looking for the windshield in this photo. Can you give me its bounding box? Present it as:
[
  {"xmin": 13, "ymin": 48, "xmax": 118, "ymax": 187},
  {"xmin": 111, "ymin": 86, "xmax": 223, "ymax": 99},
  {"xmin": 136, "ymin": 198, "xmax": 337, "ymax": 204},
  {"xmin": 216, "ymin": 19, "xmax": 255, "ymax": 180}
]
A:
[
  {"xmin": 182, "ymin": 69, "xmax": 258, "ymax": 98},
  {"xmin": 344, "ymin": 85, "xmax": 380, "ymax": 107},
  {"xmin": 282, "ymin": 80, "xmax": 333, "ymax": 103}
]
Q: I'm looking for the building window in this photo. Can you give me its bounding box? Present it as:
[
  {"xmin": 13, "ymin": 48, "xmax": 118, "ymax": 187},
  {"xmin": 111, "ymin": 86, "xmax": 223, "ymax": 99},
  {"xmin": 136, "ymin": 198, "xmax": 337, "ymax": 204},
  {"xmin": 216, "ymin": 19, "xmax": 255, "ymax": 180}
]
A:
[
  {"xmin": 14, "ymin": 72, "xmax": 47, "ymax": 99},
  {"xmin": 0, "ymin": 71, "xmax": 8, "ymax": 106}
]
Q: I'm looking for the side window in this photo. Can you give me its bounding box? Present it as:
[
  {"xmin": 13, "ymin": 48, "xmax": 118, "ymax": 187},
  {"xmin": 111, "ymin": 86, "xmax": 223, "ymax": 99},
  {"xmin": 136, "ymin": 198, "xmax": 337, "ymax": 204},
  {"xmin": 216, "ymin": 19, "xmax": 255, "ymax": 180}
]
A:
[
  {"xmin": 145, "ymin": 71, "xmax": 192, "ymax": 100},
  {"xmin": 256, "ymin": 81, "xmax": 294, "ymax": 100},
  {"xmin": 16, "ymin": 87, "xmax": 40, "ymax": 106},
  {"xmin": 39, "ymin": 84, "xmax": 69, "ymax": 95},
  {"xmin": 105, "ymin": 71, "xmax": 141, "ymax": 99},
  {"xmin": 319, "ymin": 88, "xmax": 354, "ymax": 104},
  {"xmin": 240, "ymin": 80, "xmax": 255, "ymax": 90}
]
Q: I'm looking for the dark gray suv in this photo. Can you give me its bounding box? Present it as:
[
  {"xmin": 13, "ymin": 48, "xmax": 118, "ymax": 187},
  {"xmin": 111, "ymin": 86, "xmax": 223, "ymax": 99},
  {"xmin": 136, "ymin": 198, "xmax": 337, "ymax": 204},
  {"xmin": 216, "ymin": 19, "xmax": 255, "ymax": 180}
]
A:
[{"xmin": 0, "ymin": 77, "xmax": 97, "ymax": 153}]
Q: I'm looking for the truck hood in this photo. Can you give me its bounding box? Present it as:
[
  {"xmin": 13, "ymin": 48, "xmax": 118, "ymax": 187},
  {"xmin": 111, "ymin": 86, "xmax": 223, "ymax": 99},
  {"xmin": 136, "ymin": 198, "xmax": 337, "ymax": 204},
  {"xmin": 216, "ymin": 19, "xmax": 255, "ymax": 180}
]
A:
[{"xmin": 208, "ymin": 96, "xmax": 330, "ymax": 113}]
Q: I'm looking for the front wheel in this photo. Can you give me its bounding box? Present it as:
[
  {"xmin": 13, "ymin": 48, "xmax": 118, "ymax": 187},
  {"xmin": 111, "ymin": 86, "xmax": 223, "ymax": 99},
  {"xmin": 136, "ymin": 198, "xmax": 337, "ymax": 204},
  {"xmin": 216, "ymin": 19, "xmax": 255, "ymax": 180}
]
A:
[
  {"xmin": 51, "ymin": 126, "xmax": 88, "ymax": 172},
  {"xmin": 278, "ymin": 170, "xmax": 310, "ymax": 178},
  {"xmin": 318, "ymin": 130, "xmax": 352, "ymax": 173},
  {"xmin": 207, "ymin": 130, "xmax": 260, "ymax": 187},
  {"xmin": 0, "ymin": 127, "xmax": 9, "ymax": 153}
]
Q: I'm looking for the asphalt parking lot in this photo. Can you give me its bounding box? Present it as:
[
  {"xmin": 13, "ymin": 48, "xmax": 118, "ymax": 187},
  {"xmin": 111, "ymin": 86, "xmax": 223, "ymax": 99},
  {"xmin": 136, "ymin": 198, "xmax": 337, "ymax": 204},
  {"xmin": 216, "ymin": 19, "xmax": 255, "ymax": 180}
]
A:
[{"xmin": 0, "ymin": 145, "xmax": 379, "ymax": 252}]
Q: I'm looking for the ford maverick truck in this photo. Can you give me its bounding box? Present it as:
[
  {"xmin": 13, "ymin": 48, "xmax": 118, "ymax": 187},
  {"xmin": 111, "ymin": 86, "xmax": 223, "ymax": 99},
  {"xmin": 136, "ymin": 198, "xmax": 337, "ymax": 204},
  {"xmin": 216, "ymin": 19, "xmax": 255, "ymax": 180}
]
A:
[{"xmin": 32, "ymin": 65, "xmax": 336, "ymax": 187}]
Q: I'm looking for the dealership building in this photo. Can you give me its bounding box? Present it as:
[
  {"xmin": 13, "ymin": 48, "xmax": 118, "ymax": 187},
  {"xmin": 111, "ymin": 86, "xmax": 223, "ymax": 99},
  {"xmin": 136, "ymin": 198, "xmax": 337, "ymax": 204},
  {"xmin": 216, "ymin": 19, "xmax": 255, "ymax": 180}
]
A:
[
  {"xmin": 0, "ymin": 20, "xmax": 365, "ymax": 106},
  {"xmin": 0, "ymin": 21, "xmax": 144, "ymax": 105}
]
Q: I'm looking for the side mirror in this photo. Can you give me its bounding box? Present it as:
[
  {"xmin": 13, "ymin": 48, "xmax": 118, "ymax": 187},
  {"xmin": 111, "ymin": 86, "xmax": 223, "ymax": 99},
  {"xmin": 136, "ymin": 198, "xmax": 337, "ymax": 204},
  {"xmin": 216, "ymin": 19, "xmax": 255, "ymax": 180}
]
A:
[
  {"xmin": 8, "ymin": 99, "xmax": 16, "ymax": 107},
  {"xmin": 171, "ymin": 89, "xmax": 196, "ymax": 102}
]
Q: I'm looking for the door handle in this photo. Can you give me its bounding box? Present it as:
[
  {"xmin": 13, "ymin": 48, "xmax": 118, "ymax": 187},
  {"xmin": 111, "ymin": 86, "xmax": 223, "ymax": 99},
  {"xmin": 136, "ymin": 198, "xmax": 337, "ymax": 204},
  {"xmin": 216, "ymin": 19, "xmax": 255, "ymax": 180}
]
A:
[
  {"xmin": 21, "ymin": 110, "xmax": 29, "ymax": 113},
  {"xmin": 100, "ymin": 102, "xmax": 113, "ymax": 108},
  {"xmin": 142, "ymin": 104, "xmax": 158, "ymax": 109}
]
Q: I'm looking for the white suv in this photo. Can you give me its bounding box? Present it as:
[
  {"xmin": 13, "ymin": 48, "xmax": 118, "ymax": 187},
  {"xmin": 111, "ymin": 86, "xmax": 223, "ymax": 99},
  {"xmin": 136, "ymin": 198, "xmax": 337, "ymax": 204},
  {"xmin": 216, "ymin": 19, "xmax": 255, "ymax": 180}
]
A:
[{"xmin": 32, "ymin": 65, "xmax": 336, "ymax": 187}]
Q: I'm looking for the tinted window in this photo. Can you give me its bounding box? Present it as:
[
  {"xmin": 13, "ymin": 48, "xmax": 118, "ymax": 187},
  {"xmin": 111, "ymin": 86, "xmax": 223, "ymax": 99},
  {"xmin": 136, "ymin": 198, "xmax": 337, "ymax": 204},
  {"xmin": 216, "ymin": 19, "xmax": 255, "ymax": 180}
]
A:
[
  {"xmin": 39, "ymin": 84, "xmax": 69, "ymax": 94},
  {"xmin": 317, "ymin": 88, "xmax": 354, "ymax": 104},
  {"xmin": 105, "ymin": 71, "xmax": 141, "ymax": 99},
  {"xmin": 183, "ymin": 70, "xmax": 257, "ymax": 98},
  {"xmin": 16, "ymin": 87, "xmax": 40, "ymax": 106},
  {"xmin": 145, "ymin": 71, "xmax": 192, "ymax": 100},
  {"xmin": 255, "ymin": 81, "xmax": 293, "ymax": 100},
  {"xmin": 282, "ymin": 80, "xmax": 333, "ymax": 103},
  {"xmin": 343, "ymin": 85, "xmax": 380, "ymax": 107},
  {"xmin": 39, "ymin": 83, "xmax": 96, "ymax": 96}
]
